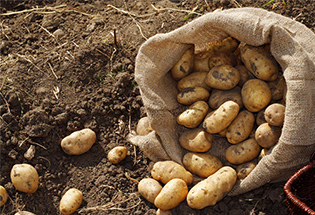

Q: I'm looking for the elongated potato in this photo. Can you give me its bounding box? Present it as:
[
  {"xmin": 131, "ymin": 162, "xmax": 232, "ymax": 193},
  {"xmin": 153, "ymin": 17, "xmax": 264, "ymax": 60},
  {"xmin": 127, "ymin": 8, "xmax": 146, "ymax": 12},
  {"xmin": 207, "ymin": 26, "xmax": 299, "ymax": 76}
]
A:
[
  {"xmin": 60, "ymin": 188, "xmax": 83, "ymax": 215},
  {"xmin": 205, "ymin": 65, "xmax": 240, "ymax": 90},
  {"xmin": 208, "ymin": 86, "xmax": 243, "ymax": 110},
  {"xmin": 154, "ymin": 179, "xmax": 188, "ymax": 211},
  {"xmin": 208, "ymin": 51, "xmax": 237, "ymax": 69},
  {"xmin": 61, "ymin": 128, "xmax": 96, "ymax": 155},
  {"xmin": 187, "ymin": 166, "xmax": 237, "ymax": 209},
  {"xmin": 177, "ymin": 101, "xmax": 209, "ymax": 129},
  {"xmin": 151, "ymin": 161, "xmax": 193, "ymax": 185},
  {"xmin": 177, "ymin": 87, "xmax": 210, "ymax": 105},
  {"xmin": 136, "ymin": 117, "xmax": 153, "ymax": 135},
  {"xmin": 183, "ymin": 153, "xmax": 223, "ymax": 178},
  {"xmin": 107, "ymin": 146, "xmax": 128, "ymax": 164},
  {"xmin": 255, "ymin": 123, "xmax": 282, "ymax": 148},
  {"xmin": 138, "ymin": 178, "xmax": 162, "ymax": 204},
  {"xmin": 193, "ymin": 51, "xmax": 212, "ymax": 73},
  {"xmin": 204, "ymin": 36, "xmax": 239, "ymax": 53},
  {"xmin": 0, "ymin": 186, "xmax": 8, "ymax": 207},
  {"xmin": 236, "ymin": 162, "xmax": 257, "ymax": 179},
  {"xmin": 10, "ymin": 164, "xmax": 39, "ymax": 194},
  {"xmin": 179, "ymin": 128, "xmax": 212, "ymax": 152},
  {"xmin": 177, "ymin": 72, "xmax": 211, "ymax": 91},
  {"xmin": 264, "ymin": 103, "xmax": 285, "ymax": 126},
  {"xmin": 171, "ymin": 46, "xmax": 195, "ymax": 80},
  {"xmin": 225, "ymin": 138, "xmax": 261, "ymax": 165}
]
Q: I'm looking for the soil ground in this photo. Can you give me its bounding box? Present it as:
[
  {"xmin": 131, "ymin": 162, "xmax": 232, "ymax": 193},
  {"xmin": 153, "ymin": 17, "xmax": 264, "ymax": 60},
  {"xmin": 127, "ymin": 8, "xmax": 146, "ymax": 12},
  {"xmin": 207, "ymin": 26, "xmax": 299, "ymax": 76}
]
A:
[{"xmin": 0, "ymin": 0, "xmax": 314, "ymax": 214}]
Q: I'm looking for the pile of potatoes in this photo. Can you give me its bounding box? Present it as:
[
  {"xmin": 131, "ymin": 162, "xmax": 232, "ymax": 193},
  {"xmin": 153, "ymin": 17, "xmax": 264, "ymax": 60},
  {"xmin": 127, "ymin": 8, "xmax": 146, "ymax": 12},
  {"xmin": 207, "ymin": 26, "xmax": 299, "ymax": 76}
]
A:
[{"xmin": 136, "ymin": 36, "xmax": 286, "ymax": 210}]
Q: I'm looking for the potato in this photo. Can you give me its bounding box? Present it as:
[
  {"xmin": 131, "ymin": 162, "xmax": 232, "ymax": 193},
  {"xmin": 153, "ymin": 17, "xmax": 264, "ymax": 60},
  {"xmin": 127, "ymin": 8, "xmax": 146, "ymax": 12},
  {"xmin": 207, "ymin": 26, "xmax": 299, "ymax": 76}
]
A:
[
  {"xmin": 208, "ymin": 51, "xmax": 237, "ymax": 69},
  {"xmin": 204, "ymin": 36, "xmax": 239, "ymax": 53},
  {"xmin": 258, "ymin": 148, "xmax": 269, "ymax": 161},
  {"xmin": 171, "ymin": 46, "xmax": 194, "ymax": 80},
  {"xmin": 178, "ymin": 128, "xmax": 212, "ymax": 152},
  {"xmin": 14, "ymin": 212, "xmax": 36, "ymax": 215},
  {"xmin": 154, "ymin": 178, "xmax": 188, "ymax": 211},
  {"xmin": 255, "ymin": 123, "xmax": 282, "ymax": 148},
  {"xmin": 240, "ymin": 44, "xmax": 279, "ymax": 81},
  {"xmin": 177, "ymin": 87, "xmax": 210, "ymax": 105},
  {"xmin": 10, "ymin": 164, "xmax": 39, "ymax": 194},
  {"xmin": 256, "ymin": 109, "xmax": 267, "ymax": 126},
  {"xmin": 0, "ymin": 185, "xmax": 8, "ymax": 207},
  {"xmin": 208, "ymin": 86, "xmax": 243, "ymax": 110},
  {"xmin": 268, "ymin": 75, "xmax": 286, "ymax": 101},
  {"xmin": 241, "ymin": 79, "xmax": 272, "ymax": 112},
  {"xmin": 107, "ymin": 146, "xmax": 128, "ymax": 164},
  {"xmin": 156, "ymin": 209, "xmax": 173, "ymax": 215},
  {"xmin": 177, "ymin": 101, "xmax": 209, "ymax": 129},
  {"xmin": 183, "ymin": 152, "xmax": 223, "ymax": 178},
  {"xmin": 61, "ymin": 128, "xmax": 96, "ymax": 155},
  {"xmin": 187, "ymin": 166, "xmax": 237, "ymax": 209},
  {"xmin": 193, "ymin": 51, "xmax": 212, "ymax": 73},
  {"xmin": 177, "ymin": 72, "xmax": 211, "ymax": 91},
  {"xmin": 151, "ymin": 161, "xmax": 193, "ymax": 185},
  {"xmin": 136, "ymin": 117, "xmax": 153, "ymax": 135},
  {"xmin": 218, "ymin": 128, "xmax": 227, "ymax": 137},
  {"xmin": 59, "ymin": 188, "xmax": 83, "ymax": 215},
  {"xmin": 264, "ymin": 103, "xmax": 285, "ymax": 126},
  {"xmin": 138, "ymin": 178, "xmax": 162, "ymax": 204},
  {"xmin": 226, "ymin": 110, "xmax": 255, "ymax": 144},
  {"xmin": 225, "ymin": 138, "xmax": 261, "ymax": 165},
  {"xmin": 236, "ymin": 162, "xmax": 257, "ymax": 179},
  {"xmin": 205, "ymin": 65, "xmax": 240, "ymax": 90},
  {"xmin": 203, "ymin": 101, "xmax": 239, "ymax": 134},
  {"xmin": 235, "ymin": 65, "xmax": 255, "ymax": 87}
]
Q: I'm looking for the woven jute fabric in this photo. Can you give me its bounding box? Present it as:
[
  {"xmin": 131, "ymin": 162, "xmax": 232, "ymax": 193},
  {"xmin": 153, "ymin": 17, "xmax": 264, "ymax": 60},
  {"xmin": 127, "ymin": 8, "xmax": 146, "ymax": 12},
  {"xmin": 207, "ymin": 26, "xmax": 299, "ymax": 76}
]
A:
[{"xmin": 128, "ymin": 7, "xmax": 315, "ymax": 196}]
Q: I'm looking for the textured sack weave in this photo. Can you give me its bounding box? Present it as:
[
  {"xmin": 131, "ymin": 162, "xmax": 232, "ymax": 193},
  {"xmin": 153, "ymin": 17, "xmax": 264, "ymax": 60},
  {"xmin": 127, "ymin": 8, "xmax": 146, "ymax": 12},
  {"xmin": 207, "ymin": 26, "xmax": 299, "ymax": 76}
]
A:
[{"xmin": 128, "ymin": 7, "xmax": 315, "ymax": 196}]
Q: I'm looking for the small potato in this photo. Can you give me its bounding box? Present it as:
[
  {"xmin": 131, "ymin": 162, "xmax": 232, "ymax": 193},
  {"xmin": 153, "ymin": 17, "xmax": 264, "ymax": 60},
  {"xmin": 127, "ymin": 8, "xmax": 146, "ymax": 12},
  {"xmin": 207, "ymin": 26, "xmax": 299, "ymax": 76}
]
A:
[
  {"xmin": 59, "ymin": 188, "xmax": 83, "ymax": 215},
  {"xmin": 268, "ymin": 76, "xmax": 286, "ymax": 101},
  {"xmin": 177, "ymin": 87, "xmax": 210, "ymax": 106},
  {"xmin": 208, "ymin": 51, "xmax": 237, "ymax": 69},
  {"xmin": 183, "ymin": 153, "xmax": 223, "ymax": 178},
  {"xmin": 10, "ymin": 164, "xmax": 39, "ymax": 194},
  {"xmin": 179, "ymin": 128, "xmax": 212, "ymax": 152},
  {"xmin": 177, "ymin": 101, "xmax": 209, "ymax": 129},
  {"xmin": 225, "ymin": 138, "xmax": 261, "ymax": 165},
  {"xmin": 258, "ymin": 148, "xmax": 269, "ymax": 161},
  {"xmin": 138, "ymin": 178, "xmax": 162, "ymax": 204},
  {"xmin": 204, "ymin": 36, "xmax": 240, "ymax": 53},
  {"xmin": 187, "ymin": 166, "xmax": 237, "ymax": 209},
  {"xmin": 0, "ymin": 186, "xmax": 8, "ymax": 207},
  {"xmin": 218, "ymin": 128, "xmax": 227, "ymax": 137},
  {"xmin": 177, "ymin": 72, "xmax": 211, "ymax": 91},
  {"xmin": 208, "ymin": 86, "xmax": 243, "ymax": 110},
  {"xmin": 154, "ymin": 179, "xmax": 188, "ymax": 211},
  {"xmin": 255, "ymin": 123, "xmax": 282, "ymax": 148},
  {"xmin": 61, "ymin": 128, "xmax": 96, "ymax": 155},
  {"xmin": 14, "ymin": 212, "xmax": 36, "ymax": 215},
  {"xmin": 256, "ymin": 109, "xmax": 267, "ymax": 126},
  {"xmin": 241, "ymin": 79, "xmax": 272, "ymax": 112},
  {"xmin": 193, "ymin": 51, "xmax": 212, "ymax": 73},
  {"xmin": 151, "ymin": 161, "xmax": 193, "ymax": 185},
  {"xmin": 226, "ymin": 110, "xmax": 255, "ymax": 144},
  {"xmin": 264, "ymin": 103, "xmax": 285, "ymax": 126},
  {"xmin": 203, "ymin": 101, "xmax": 239, "ymax": 134},
  {"xmin": 236, "ymin": 162, "xmax": 257, "ymax": 179},
  {"xmin": 171, "ymin": 46, "xmax": 195, "ymax": 80},
  {"xmin": 205, "ymin": 65, "xmax": 240, "ymax": 90},
  {"xmin": 156, "ymin": 209, "xmax": 173, "ymax": 215},
  {"xmin": 107, "ymin": 146, "xmax": 128, "ymax": 164},
  {"xmin": 136, "ymin": 117, "xmax": 153, "ymax": 135},
  {"xmin": 235, "ymin": 65, "xmax": 255, "ymax": 87}
]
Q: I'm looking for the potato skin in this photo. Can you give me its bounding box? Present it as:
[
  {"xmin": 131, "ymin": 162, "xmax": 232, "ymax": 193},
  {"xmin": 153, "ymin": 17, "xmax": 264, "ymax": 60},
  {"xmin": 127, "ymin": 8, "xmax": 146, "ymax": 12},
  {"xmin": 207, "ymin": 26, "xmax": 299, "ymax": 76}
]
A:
[
  {"xmin": 171, "ymin": 46, "xmax": 195, "ymax": 80},
  {"xmin": 204, "ymin": 36, "xmax": 239, "ymax": 53},
  {"xmin": 138, "ymin": 178, "xmax": 162, "ymax": 204},
  {"xmin": 154, "ymin": 179, "xmax": 188, "ymax": 211},
  {"xmin": 255, "ymin": 123, "xmax": 282, "ymax": 148},
  {"xmin": 225, "ymin": 138, "xmax": 261, "ymax": 165},
  {"xmin": 264, "ymin": 103, "xmax": 285, "ymax": 126},
  {"xmin": 59, "ymin": 188, "xmax": 83, "ymax": 215},
  {"xmin": 208, "ymin": 51, "xmax": 237, "ymax": 69},
  {"xmin": 235, "ymin": 65, "xmax": 255, "ymax": 87},
  {"xmin": 187, "ymin": 166, "xmax": 237, "ymax": 209},
  {"xmin": 177, "ymin": 72, "xmax": 211, "ymax": 91},
  {"xmin": 205, "ymin": 65, "xmax": 240, "ymax": 90},
  {"xmin": 107, "ymin": 146, "xmax": 128, "ymax": 164},
  {"xmin": 177, "ymin": 101, "xmax": 209, "ymax": 129},
  {"xmin": 0, "ymin": 186, "xmax": 8, "ymax": 207},
  {"xmin": 177, "ymin": 87, "xmax": 210, "ymax": 106},
  {"xmin": 268, "ymin": 76, "xmax": 286, "ymax": 101},
  {"xmin": 236, "ymin": 162, "xmax": 257, "ymax": 179},
  {"xmin": 179, "ymin": 128, "xmax": 212, "ymax": 152},
  {"xmin": 193, "ymin": 51, "xmax": 212, "ymax": 73},
  {"xmin": 156, "ymin": 209, "xmax": 173, "ymax": 215},
  {"xmin": 61, "ymin": 128, "xmax": 96, "ymax": 155},
  {"xmin": 14, "ymin": 212, "xmax": 36, "ymax": 215},
  {"xmin": 10, "ymin": 164, "xmax": 39, "ymax": 194},
  {"xmin": 256, "ymin": 109, "xmax": 267, "ymax": 126},
  {"xmin": 208, "ymin": 86, "xmax": 243, "ymax": 110},
  {"xmin": 136, "ymin": 117, "xmax": 153, "ymax": 135}
]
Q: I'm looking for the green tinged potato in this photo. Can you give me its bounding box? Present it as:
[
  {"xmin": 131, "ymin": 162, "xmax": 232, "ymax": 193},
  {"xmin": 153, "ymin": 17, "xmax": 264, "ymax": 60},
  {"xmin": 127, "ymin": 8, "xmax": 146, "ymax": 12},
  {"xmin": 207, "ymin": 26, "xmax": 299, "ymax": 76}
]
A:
[
  {"xmin": 208, "ymin": 51, "xmax": 237, "ymax": 69},
  {"xmin": 177, "ymin": 101, "xmax": 209, "ymax": 129},
  {"xmin": 255, "ymin": 123, "xmax": 282, "ymax": 148},
  {"xmin": 208, "ymin": 86, "xmax": 243, "ymax": 110},
  {"xmin": 179, "ymin": 128, "xmax": 212, "ymax": 152},
  {"xmin": 264, "ymin": 103, "xmax": 285, "ymax": 126},
  {"xmin": 171, "ymin": 46, "xmax": 195, "ymax": 80},
  {"xmin": 205, "ymin": 65, "xmax": 240, "ymax": 90},
  {"xmin": 177, "ymin": 87, "xmax": 210, "ymax": 106},
  {"xmin": 177, "ymin": 72, "xmax": 211, "ymax": 91},
  {"xmin": 236, "ymin": 162, "xmax": 257, "ymax": 179},
  {"xmin": 138, "ymin": 178, "xmax": 162, "ymax": 204}
]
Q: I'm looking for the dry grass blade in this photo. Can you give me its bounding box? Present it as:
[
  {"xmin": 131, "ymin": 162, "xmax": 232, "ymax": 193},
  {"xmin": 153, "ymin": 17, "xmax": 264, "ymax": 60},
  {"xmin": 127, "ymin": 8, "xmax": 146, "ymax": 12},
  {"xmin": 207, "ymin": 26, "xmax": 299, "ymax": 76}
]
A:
[
  {"xmin": 0, "ymin": 5, "xmax": 67, "ymax": 16},
  {"xmin": 151, "ymin": 4, "xmax": 203, "ymax": 15},
  {"xmin": 107, "ymin": 4, "xmax": 157, "ymax": 18}
]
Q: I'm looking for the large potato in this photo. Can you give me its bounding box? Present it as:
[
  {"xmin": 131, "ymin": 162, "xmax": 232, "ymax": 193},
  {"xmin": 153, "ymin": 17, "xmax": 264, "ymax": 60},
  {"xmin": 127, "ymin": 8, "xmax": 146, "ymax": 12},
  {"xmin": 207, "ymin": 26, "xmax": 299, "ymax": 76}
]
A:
[
  {"xmin": 154, "ymin": 179, "xmax": 188, "ymax": 211},
  {"xmin": 187, "ymin": 166, "xmax": 237, "ymax": 209},
  {"xmin": 236, "ymin": 162, "xmax": 257, "ymax": 179},
  {"xmin": 10, "ymin": 164, "xmax": 39, "ymax": 194},
  {"xmin": 268, "ymin": 75, "xmax": 286, "ymax": 101},
  {"xmin": 225, "ymin": 138, "xmax": 261, "ymax": 165},
  {"xmin": 203, "ymin": 101, "xmax": 239, "ymax": 134},
  {"xmin": 138, "ymin": 178, "xmax": 162, "ymax": 204},
  {"xmin": 179, "ymin": 128, "xmax": 212, "ymax": 152},
  {"xmin": 136, "ymin": 117, "xmax": 153, "ymax": 135},
  {"xmin": 255, "ymin": 123, "xmax": 282, "ymax": 148},
  {"xmin": 264, "ymin": 103, "xmax": 285, "ymax": 126},
  {"xmin": 193, "ymin": 51, "xmax": 212, "ymax": 73},
  {"xmin": 183, "ymin": 152, "xmax": 223, "ymax": 178},
  {"xmin": 226, "ymin": 110, "xmax": 255, "ymax": 144},
  {"xmin": 241, "ymin": 79, "xmax": 272, "ymax": 112},
  {"xmin": 208, "ymin": 86, "xmax": 243, "ymax": 110},
  {"xmin": 204, "ymin": 36, "xmax": 239, "ymax": 53},
  {"xmin": 177, "ymin": 72, "xmax": 211, "ymax": 91},
  {"xmin": 177, "ymin": 87, "xmax": 210, "ymax": 105},
  {"xmin": 0, "ymin": 185, "xmax": 8, "ymax": 207},
  {"xmin": 171, "ymin": 46, "xmax": 194, "ymax": 80},
  {"xmin": 59, "ymin": 188, "xmax": 83, "ymax": 215},
  {"xmin": 151, "ymin": 161, "xmax": 193, "ymax": 185},
  {"xmin": 61, "ymin": 128, "xmax": 96, "ymax": 155},
  {"xmin": 240, "ymin": 44, "xmax": 279, "ymax": 81},
  {"xmin": 107, "ymin": 146, "xmax": 128, "ymax": 164},
  {"xmin": 208, "ymin": 51, "xmax": 237, "ymax": 69},
  {"xmin": 205, "ymin": 65, "xmax": 240, "ymax": 90},
  {"xmin": 177, "ymin": 101, "xmax": 209, "ymax": 129}
]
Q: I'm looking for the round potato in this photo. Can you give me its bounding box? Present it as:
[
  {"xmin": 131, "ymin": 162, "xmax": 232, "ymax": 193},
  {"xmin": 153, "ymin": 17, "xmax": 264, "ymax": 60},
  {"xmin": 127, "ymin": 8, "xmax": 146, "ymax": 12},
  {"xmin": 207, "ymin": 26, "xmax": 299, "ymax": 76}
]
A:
[
  {"xmin": 10, "ymin": 164, "xmax": 39, "ymax": 194},
  {"xmin": 107, "ymin": 146, "xmax": 128, "ymax": 164},
  {"xmin": 236, "ymin": 162, "xmax": 257, "ymax": 179},
  {"xmin": 264, "ymin": 103, "xmax": 285, "ymax": 126},
  {"xmin": 183, "ymin": 152, "xmax": 223, "ymax": 178},
  {"xmin": 151, "ymin": 161, "xmax": 193, "ymax": 185},
  {"xmin": 61, "ymin": 128, "xmax": 96, "ymax": 155},
  {"xmin": 177, "ymin": 71, "xmax": 211, "ymax": 91},
  {"xmin": 154, "ymin": 178, "xmax": 188, "ymax": 211},
  {"xmin": 179, "ymin": 128, "xmax": 212, "ymax": 152},
  {"xmin": 208, "ymin": 86, "xmax": 243, "ymax": 110},
  {"xmin": 138, "ymin": 178, "xmax": 162, "ymax": 204},
  {"xmin": 225, "ymin": 138, "xmax": 261, "ymax": 165},
  {"xmin": 156, "ymin": 209, "xmax": 173, "ymax": 215},
  {"xmin": 268, "ymin": 75, "xmax": 286, "ymax": 101},
  {"xmin": 204, "ymin": 36, "xmax": 240, "ymax": 53},
  {"xmin": 193, "ymin": 51, "xmax": 212, "ymax": 73},
  {"xmin": 136, "ymin": 117, "xmax": 153, "ymax": 135},
  {"xmin": 241, "ymin": 79, "xmax": 272, "ymax": 112},
  {"xmin": 0, "ymin": 185, "xmax": 8, "ymax": 207},
  {"xmin": 177, "ymin": 87, "xmax": 210, "ymax": 106},
  {"xmin": 256, "ymin": 109, "xmax": 267, "ymax": 126},
  {"xmin": 171, "ymin": 46, "xmax": 194, "ymax": 80},
  {"xmin": 177, "ymin": 101, "xmax": 209, "ymax": 129},
  {"xmin": 60, "ymin": 188, "xmax": 83, "ymax": 215},
  {"xmin": 208, "ymin": 51, "xmax": 237, "ymax": 69},
  {"xmin": 187, "ymin": 166, "xmax": 237, "ymax": 209},
  {"xmin": 205, "ymin": 65, "xmax": 240, "ymax": 90},
  {"xmin": 255, "ymin": 123, "xmax": 282, "ymax": 148}
]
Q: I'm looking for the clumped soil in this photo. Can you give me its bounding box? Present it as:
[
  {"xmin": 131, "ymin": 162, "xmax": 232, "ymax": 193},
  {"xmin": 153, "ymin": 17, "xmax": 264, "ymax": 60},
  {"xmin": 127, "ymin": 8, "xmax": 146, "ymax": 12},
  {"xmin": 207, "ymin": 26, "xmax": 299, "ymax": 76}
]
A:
[{"xmin": 0, "ymin": 0, "xmax": 314, "ymax": 214}]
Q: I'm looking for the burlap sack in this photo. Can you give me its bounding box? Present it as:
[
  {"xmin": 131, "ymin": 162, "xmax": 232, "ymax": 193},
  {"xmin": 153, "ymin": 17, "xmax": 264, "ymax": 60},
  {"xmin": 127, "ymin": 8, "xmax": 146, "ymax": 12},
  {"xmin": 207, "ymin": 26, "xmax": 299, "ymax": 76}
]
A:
[{"xmin": 128, "ymin": 7, "xmax": 315, "ymax": 196}]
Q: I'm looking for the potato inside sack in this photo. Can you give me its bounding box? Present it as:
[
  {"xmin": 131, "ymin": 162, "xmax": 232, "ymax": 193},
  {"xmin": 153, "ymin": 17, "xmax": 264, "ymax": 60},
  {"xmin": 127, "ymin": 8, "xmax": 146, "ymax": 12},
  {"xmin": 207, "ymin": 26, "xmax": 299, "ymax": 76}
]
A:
[
  {"xmin": 61, "ymin": 128, "xmax": 96, "ymax": 155},
  {"xmin": 204, "ymin": 36, "xmax": 240, "ymax": 53},
  {"xmin": 264, "ymin": 103, "xmax": 285, "ymax": 126},
  {"xmin": 107, "ymin": 146, "xmax": 128, "ymax": 164},
  {"xmin": 256, "ymin": 109, "xmax": 267, "ymax": 126},
  {"xmin": 236, "ymin": 162, "xmax": 257, "ymax": 179},
  {"xmin": 59, "ymin": 188, "xmax": 83, "ymax": 215},
  {"xmin": 179, "ymin": 128, "xmax": 212, "ymax": 152},
  {"xmin": 138, "ymin": 178, "xmax": 162, "ymax": 204},
  {"xmin": 268, "ymin": 75, "xmax": 286, "ymax": 101},
  {"xmin": 0, "ymin": 185, "xmax": 8, "ymax": 207},
  {"xmin": 208, "ymin": 51, "xmax": 237, "ymax": 69},
  {"xmin": 208, "ymin": 86, "xmax": 243, "ymax": 110},
  {"xmin": 177, "ymin": 101, "xmax": 209, "ymax": 129},
  {"xmin": 255, "ymin": 123, "xmax": 282, "ymax": 148},
  {"xmin": 235, "ymin": 65, "xmax": 255, "ymax": 87},
  {"xmin": 193, "ymin": 51, "xmax": 212, "ymax": 73},
  {"xmin": 258, "ymin": 148, "xmax": 269, "ymax": 161},
  {"xmin": 177, "ymin": 87, "xmax": 210, "ymax": 106},
  {"xmin": 171, "ymin": 46, "xmax": 195, "ymax": 80},
  {"xmin": 136, "ymin": 116, "xmax": 153, "ymax": 136},
  {"xmin": 205, "ymin": 65, "xmax": 240, "ymax": 90},
  {"xmin": 10, "ymin": 164, "xmax": 39, "ymax": 194},
  {"xmin": 177, "ymin": 71, "xmax": 211, "ymax": 91}
]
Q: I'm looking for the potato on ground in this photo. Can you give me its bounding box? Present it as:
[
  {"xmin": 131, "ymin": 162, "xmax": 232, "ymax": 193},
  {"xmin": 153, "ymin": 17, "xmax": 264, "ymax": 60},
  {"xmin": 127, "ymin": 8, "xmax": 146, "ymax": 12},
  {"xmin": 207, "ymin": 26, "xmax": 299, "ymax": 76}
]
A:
[
  {"xmin": 177, "ymin": 87, "xmax": 210, "ymax": 106},
  {"xmin": 264, "ymin": 103, "xmax": 285, "ymax": 126},
  {"xmin": 107, "ymin": 146, "xmax": 128, "ymax": 164},
  {"xmin": 204, "ymin": 36, "xmax": 239, "ymax": 53},
  {"xmin": 0, "ymin": 185, "xmax": 8, "ymax": 207},
  {"xmin": 187, "ymin": 166, "xmax": 237, "ymax": 209},
  {"xmin": 183, "ymin": 153, "xmax": 223, "ymax": 178},
  {"xmin": 208, "ymin": 51, "xmax": 237, "ymax": 69},
  {"xmin": 171, "ymin": 46, "xmax": 195, "ymax": 80},
  {"xmin": 208, "ymin": 86, "xmax": 243, "ymax": 110},
  {"xmin": 138, "ymin": 178, "xmax": 162, "ymax": 204},
  {"xmin": 177, "ymin": 71, "xmax": 211, "ymax": 91},
  {"xmin": 236, "ymin": 162, "xmax": 257, "ymax": 179},
  {"xmin": 156, "ymin": 209, "xmax": 173, "ymax": 215},
  {"xmin": 205, "ymin": 65, "xmax": 240, "ymax": 90},
  {"xmin": 136, "ymin": 117, "xmax": 153, "ymax": 135},
  {"xmin": 255, "ymin": 123, "xmax": 282, "ymax": 148},
  {"xmin": 10, "ymin": 164, "xmax": 39, "ymax": 194},
  {"xmin": 154, "ymin": 178, "xmax": 188, "ymax": 211},
  {"xmin": 61, "ymin": 128, "xmax": 96, "ymax": 155},
  {"xmin": 193, "ymin": 51, "xmax": 212, "ymax": 73},
  {"xmin": 59, "ymin": 188, "xmax": 83, "ymax": 215},
  {"xmin": 179, "ymin": 128, "xmax": 212, "ymax": 152},
  {"xmin": 151, "ymin": 161, "xmax": 193, "ymax": 185},
  {"xmin": 177, "ymin": 101, "xmax": 209, "ymax": 129},
  {"xmin": 268, "ymin": 75, "xmax": 286, "ymax": 101}
]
